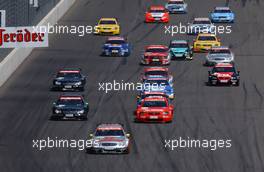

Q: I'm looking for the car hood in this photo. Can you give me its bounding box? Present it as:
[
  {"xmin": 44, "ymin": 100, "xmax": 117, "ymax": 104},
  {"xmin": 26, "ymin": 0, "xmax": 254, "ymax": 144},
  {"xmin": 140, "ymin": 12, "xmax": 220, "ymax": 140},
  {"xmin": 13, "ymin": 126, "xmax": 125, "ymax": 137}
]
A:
[
  {"xmin": 212, "ymin": 13, "xmax": 233, "ymax": 17},
  {"xmin": 150, "ymin": 12, "xmax": 165, "ymax": 17},
  {"xmin": 94, "ymin": 136, "xmax": 126, "ymax": 143},
  {"xmin": 98, "ymin": 24, "xmax": 118, "ymax": 28},
  {"xmin": 138, "ymin": 107, "xmax": 168, "ymax": 112},
  {"xmin": 143, "ymin": 85, "xmax": 173, "ymax": 92},
  {"xmin": 144, "ymin": 52, "xmax": 168, "ymax": 56},
  {"xmin": 55, "ymin": 77, "xmax": 81, "ymax": 82},
  {"xmin": 208, "ymin": 54, "xmax": 232, "ymax": 60},
  {"xmin": 104, "ymin": 44, "xmax": 123, "ymax": 48},
  {"xmin": 213, "ymin": 72, "xmax": 234, "ymax": 77},
  {"xmin": 55, "ymin": 105, "xmax": 84, "ymax": 110}
]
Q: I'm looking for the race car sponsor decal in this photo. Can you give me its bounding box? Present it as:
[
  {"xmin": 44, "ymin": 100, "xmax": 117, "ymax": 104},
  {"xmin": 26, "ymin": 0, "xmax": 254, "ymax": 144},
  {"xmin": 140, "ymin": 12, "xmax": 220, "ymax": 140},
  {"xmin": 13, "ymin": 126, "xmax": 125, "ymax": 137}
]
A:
[{"xmin": 0, "ymin": 26, "xmax": 48, "ymax": 48}]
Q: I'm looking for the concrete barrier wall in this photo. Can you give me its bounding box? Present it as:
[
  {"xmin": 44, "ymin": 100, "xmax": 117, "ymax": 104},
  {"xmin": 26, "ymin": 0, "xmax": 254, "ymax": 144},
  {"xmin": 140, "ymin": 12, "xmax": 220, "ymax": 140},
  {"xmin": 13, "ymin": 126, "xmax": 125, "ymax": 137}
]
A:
[{"xmin": 0, "ymin": 0, "xmax": 76, "ymax": 86}]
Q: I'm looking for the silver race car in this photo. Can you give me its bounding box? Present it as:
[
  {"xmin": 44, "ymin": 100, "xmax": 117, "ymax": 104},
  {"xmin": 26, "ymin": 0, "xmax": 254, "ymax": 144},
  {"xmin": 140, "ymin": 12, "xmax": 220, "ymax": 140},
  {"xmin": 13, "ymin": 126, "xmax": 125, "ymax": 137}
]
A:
[
  {"xmin": 205, "ymin": 46, "xmax": 234, "ymax": 66},
  {"xmin": 87, "ymin": 124, "xmax": 130, "ymax": 154}
]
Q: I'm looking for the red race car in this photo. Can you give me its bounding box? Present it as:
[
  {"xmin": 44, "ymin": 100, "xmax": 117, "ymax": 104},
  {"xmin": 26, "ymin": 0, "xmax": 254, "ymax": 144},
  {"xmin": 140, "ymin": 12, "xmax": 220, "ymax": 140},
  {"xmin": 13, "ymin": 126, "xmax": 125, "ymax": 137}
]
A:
[
  {"xmin": 208, "ymin": 63, "xmax": 240, "ymax": 86},
  {"xmin": 135, "ymin": 96, "xmax": 174, "ymax": 123},
  {"xmin": 141, "ymin": 45, "xmax": 171, "ymax": 65},
  {"xmin": 145, "ymin": 6, "xmax": 169, "ymax": 23}
]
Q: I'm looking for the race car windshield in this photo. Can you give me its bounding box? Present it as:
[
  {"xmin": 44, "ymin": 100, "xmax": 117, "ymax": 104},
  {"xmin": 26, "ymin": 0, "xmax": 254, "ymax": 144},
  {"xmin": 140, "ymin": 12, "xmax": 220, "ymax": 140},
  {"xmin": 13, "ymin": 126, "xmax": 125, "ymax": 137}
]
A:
[
  {"xmin": 150, "ymin": 9, "xmax": 166, "ymax": 13},
  {"xmin": 146, "ymin": 48, "xmax": 167, "ymax": 53},
  {"xmin": 57, "ymin": 99, "xmax": 84, "ymax": 106},
  {"xmin": 142, "ymin": 94, "xmax": 167, "ymax": 99},
  {"xmin": 170, "ymin": 43, "xmax": 188, "ymax": 48},
  {"xmin": 210, "ymin": 49, "xmax": 230, "ymax": 54},
  {"xmin": 106, "ymin": 40, "xmax": 126, "ymax": 44},
  {"xmin": 142, "ymin": 101, "xmax": 167, "ymax": 107},
  {"xmin": 95, "ymin": 130, "xmax": 124, "ymax": 136},
  {"xmin": 57, "ymin": 72, "xmax": 81, "ymax": 78},
  {"xmin": 213, "ymin": 67, "xmax": 235, "ymax": 73},
  {"xmin": 198, "ymin": 36, "xmax": 216, "ymax": 41},
  {"xmin": 168, "ymin": 1, "xmax": 184, "ymax": 4},
  {"xmin": 146, "ymin": 71, "xmax": 168, "ymax": 76},
  {"xmin": 193, "ymin": 20, "xmax": 211, "ymax": 24},
  {"xmin": 145, "ymin": 80, "xmax": 169, "ymax": 86},
  {"xmin": 214, "ymin": 9, "xmax": 231, "ymax": 13},
  {"xmin": 99, "ymin": 20, "xmax": 117, "ymax": 25}
]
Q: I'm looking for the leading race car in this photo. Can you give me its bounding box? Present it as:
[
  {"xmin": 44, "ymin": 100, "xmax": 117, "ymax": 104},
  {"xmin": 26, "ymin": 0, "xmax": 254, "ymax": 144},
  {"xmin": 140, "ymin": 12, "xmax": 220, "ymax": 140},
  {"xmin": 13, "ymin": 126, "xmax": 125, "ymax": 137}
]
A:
[
  {"xmin": 51, "ymin": 94, "xmax": 89, "ymax": 120},
  {"xmin": 169, "ymin": 40, "xmax": 193, "ymax": 60},
  {"xmin": 102, "ymin": 37, "xmax": 131, "ymax": 57},
  {"xmin": 94, "ymin": 18, "xmax": 120, "ymax": 35},
  {"xmin": 205, "ymin": 46, "xmax": 234, "ymax": 66},
  {"xmin": 135, "ymin": 96, "xmax": 174, "ymax": 123},
  {"xmin": 187, "ymin": 18, "xmax": 215, "ymax": 35},
  {"xmin": 141, "ymin": 67, "xmax": 173, "ymax": 85},
  {"xmin": 141, "ymin": 45, "xmax": 171, "ymax": 65},
  {"xmin": 165, "ymin": 0, "xmax": 188, "ymax": 14},
  {"xmin": 193, "ymin": 33, "xmax": 221, "ymax": 52},
  {"xmin": 208, "ymin": 63, "xmax": 240, "ymax": 86},
  {"xmin": 88, "ymin": 124, "xmax": 130, "ymax": 154},
  {"xmin": 52, "ymin": 68, "xmax": 86, "ymax": 91},
  {"xmin": 210, "ymin": 7, "xmax": 235, "ymax": 23},
  {"xmin": 145, "ymin": 6, "xmax": 169, "ymax": 23},
  {"xmin": 140, "ymin": 78, "xmax": 174, "ymax": 99}
]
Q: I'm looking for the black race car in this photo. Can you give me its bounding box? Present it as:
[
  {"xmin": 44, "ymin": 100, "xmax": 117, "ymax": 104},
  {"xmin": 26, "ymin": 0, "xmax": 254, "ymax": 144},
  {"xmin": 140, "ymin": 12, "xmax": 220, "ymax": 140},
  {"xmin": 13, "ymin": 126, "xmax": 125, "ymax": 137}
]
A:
[
  {"xmin": 51, "ymin": 94, "xmax": 89, "ymax": 120},
  {"xmin": 52, "ymin": 68, "xmax": 86, "ymax": 91}
]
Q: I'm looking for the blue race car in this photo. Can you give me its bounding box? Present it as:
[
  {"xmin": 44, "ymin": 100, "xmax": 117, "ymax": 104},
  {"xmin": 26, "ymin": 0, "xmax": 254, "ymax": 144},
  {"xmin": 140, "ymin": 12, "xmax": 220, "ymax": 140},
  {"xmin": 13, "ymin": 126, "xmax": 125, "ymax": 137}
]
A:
[
  {"xmin": 169, "ymin": 40, "xmax": 193, "ymax": 60},
  {"xmin": 139, "ymin": 78, "xmax": 174, "ymax": 99},
  {"xmin": 210, "ymin": 7, "xmax": 235, "ymax": 23},
  {"xmin": 102, "ymin": 37, "xmax": 131, "ymax": 57},
  {"xmin": 165, "ymin": 0, "xmax": 187, "ymax": 14}
]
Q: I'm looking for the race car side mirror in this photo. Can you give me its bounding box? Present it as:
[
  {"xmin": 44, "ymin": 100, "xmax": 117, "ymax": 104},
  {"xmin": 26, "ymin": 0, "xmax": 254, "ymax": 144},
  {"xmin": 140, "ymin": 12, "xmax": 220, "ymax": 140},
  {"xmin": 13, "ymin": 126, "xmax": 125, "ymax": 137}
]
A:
[
  {"xmin": 136, "ymin": 95, "xmax": 140, "ymax": 99},
  {"xmin": 208, "ymin": 71, "xmax": 211, "ymax": 75},
  {"xmin": 53, "ymin": 102, "xmax": 56, "ymax": 106},
  {"xmin": 126, "ymin": 133, "xmax": 130, "ymax": 138},
  {"xmin": 89, "ymin": 134, "xmax": 93, "ymax": 137}
]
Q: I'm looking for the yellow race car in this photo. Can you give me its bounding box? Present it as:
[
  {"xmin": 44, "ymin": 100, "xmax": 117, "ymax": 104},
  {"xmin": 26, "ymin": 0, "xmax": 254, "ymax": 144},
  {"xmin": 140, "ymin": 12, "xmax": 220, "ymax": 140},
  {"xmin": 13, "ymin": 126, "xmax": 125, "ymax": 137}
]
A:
[
  {"xmin": 94, "ymin": 18, "xmax": 120, "ymax": 35},
  {"xmin": 193, "ymin": 34, "xmax": 221, "ymax": 52}
]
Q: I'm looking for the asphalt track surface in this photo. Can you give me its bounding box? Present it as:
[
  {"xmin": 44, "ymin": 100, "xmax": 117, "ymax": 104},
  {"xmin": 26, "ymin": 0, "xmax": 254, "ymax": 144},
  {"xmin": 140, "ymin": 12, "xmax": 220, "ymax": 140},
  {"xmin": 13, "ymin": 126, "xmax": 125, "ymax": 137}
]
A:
[{"xmin": 0, "ymin": 0, "xmax": 264, "ymax": 171}]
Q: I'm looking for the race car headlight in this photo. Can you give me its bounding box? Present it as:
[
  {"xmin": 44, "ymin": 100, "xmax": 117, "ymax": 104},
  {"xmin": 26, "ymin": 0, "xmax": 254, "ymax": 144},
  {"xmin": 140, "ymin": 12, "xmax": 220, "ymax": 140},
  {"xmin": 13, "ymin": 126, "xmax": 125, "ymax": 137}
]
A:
[
  {"xmin": 231, "ymin": 76, "xmax": 237, "ymax": 79},
  {"xmin": 55, "ymin": 109, "xmax": 62, "ymax": 114},
  {"xmin": 162, "ymin": 112, "xmax": 169, "ymax": 115},
  {"xmin": 55, "ymin": 81, "xmax": 61, "ymax": 85},
  {"xmin": 118, "ymin": 141, "xmax": 127, "ymax": 147},
  {"xmin": 75, "ymin": 81, "xmax": 82, "ymax": 86},
  {"xmin": 77, "ymin": 110, "xmax": 85, "ymax": 114}
]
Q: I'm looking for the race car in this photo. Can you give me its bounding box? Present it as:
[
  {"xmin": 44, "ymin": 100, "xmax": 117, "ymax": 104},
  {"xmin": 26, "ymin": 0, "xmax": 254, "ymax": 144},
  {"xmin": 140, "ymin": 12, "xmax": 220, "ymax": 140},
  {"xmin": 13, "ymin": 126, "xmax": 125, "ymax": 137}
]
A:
[
  {"xmin": 141, "ymin": 67, "xmax": 173, "ymax": 85},
  {"xmin": 52, "ymin": 68, "xmax": 86, "ymax": 91},
  {"xmin": 51, "ymin": 94, "xmax": 89, "ymax": 120},
  {"xmin": 193, "ymin": 34, "xmax": 221, "ymax": 52},
  {"xmin": 169, "ymin": 40, "xmax": 193, "ymax": 60},
  {"xmin": 94, "ymin": 18, "xmax": 120, "ymax": 35},
  {"xmin": 210, "ymin": 7, "xmax": 235, "ymax": 23},
  {"xmin": 140, "ymin": 78, "xmax": 174, "ymax": 99},
  {"xmin": 165, "ymin": 0, "xmax": 187, "ymax": 14},
  {"xmin": 141, "ymin": 45, "xmax": 171, "ymax": 65},
  {"xmin": 135, "ymin": 96, "xmax": 174, "ymax": 123},
  {"xmin": 208, "ymin": 63, "xmax": 240, "ymax": 86},
  {"xmin": 187, "ymin": 18, "xmax": 215, "ymax": 35},
  {"xmin": 145, "ymin": 6, "xmax": 169, "ymax": 23},
  {"xmin": 88, "ymin": 124, "xmax": 130, "ymax": 154},
  {"xmin": 205, "ymin": 46, "xmax": 234, "ymax": 66},
  {"xmin": 102, "ymin": 37, "xmax": 131, "ymax": 57},
  {"xmin": 137, "ymin": 91, "xmax": 169, "ymax": 106}
]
